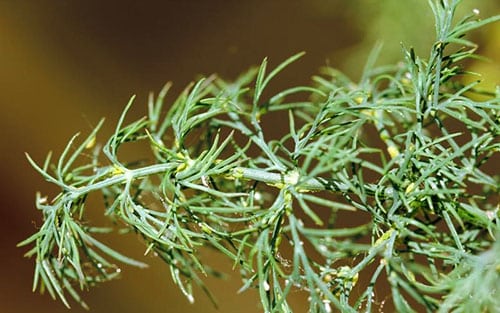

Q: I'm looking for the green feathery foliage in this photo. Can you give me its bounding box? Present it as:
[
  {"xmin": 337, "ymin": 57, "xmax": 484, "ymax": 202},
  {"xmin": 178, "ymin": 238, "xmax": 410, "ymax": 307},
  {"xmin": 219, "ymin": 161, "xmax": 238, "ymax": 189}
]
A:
[{"xmin": 20, "ymin": 1, "xmax": 500, "ymax": 311}]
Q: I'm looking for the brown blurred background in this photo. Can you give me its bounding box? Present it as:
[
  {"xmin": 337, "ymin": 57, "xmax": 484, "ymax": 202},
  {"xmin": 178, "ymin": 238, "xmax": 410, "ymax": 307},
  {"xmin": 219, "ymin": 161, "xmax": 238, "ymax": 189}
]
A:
[{"xmin": 1, "ymin": 1, "xmax": 498, "ymax": 312}]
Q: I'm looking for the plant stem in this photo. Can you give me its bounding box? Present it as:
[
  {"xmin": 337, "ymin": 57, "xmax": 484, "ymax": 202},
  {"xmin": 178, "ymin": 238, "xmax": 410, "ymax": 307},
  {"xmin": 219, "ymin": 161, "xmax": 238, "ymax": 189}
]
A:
[{"xmin": 229, "ymin": 167, "xmax": 393, "ymax": 197}]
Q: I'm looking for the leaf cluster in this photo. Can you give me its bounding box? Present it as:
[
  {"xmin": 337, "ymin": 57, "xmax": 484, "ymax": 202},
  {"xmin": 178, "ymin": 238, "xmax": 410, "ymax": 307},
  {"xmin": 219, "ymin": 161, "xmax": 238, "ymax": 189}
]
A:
[{"xmin": 20, "ymin": 0, "xmax": 500, "ymax": 311}]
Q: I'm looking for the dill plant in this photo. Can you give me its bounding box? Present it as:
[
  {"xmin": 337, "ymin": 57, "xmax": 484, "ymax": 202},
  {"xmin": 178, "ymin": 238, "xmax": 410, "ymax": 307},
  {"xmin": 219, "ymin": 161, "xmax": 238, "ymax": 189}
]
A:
[{"xmin": 19, "ymin": 0, "xmax": 500, "ymax": 312}]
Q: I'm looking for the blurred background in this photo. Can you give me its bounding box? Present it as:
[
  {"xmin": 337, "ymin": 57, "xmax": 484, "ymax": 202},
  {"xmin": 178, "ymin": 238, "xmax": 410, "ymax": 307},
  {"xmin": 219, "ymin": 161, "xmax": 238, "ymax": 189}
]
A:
[{"xmin": 1, "ymin": 1, "xmax": 498, "ymax": 312}]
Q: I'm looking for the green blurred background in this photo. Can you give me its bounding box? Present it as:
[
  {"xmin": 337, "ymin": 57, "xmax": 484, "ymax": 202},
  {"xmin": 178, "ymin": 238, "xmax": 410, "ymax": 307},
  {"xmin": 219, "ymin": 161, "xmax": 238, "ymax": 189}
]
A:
[{"xmin": 1, "ymin": 1, "xmax": 498, "ymax": 312}]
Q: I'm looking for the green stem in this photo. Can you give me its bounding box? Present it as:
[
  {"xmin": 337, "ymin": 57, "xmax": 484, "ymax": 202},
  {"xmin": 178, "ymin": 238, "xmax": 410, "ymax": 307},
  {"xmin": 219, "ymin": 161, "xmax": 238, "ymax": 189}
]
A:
[
  {"xmin": 67, "ymin": 164, "xmax": 392, "ymax": 202},
  {"xmin": 229, "ymin": 167, "xmax": 393, "ymax": 197},
  {"xmin": 70, "ymin": 163, "xmax": 177, "ymax": 197}
]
